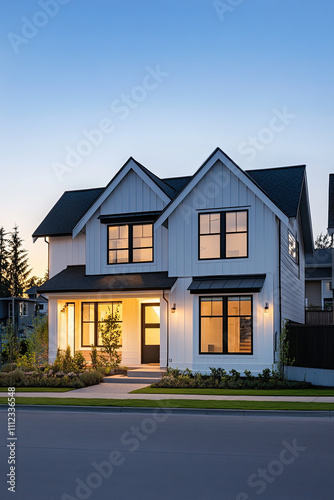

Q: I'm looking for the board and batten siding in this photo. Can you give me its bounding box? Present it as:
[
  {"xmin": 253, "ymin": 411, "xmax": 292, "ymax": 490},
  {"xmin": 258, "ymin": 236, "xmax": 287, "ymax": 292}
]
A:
[
  {"xmin": 168, "ymin": 160, "xmax": 280, "ymax": 280},
  {"xmin": 280, "ymin": 217, "xmax": 305, "ymax": 324},
  {"xmin": 85, "ymin": 169, "xmax": 169, "ymax": 275},
  {"xmin": 49, "ymin": 234, "xmax": 86, "ymax": 278}
]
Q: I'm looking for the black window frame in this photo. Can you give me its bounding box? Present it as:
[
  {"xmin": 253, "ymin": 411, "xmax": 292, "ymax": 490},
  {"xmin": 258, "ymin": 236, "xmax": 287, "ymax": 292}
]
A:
[
  {"xmin": 288, "ymin": 230, "xmax": 299, "ymax": 265},
  {"xmin": 199, "ymin": 295, "xmax": 253, "ymax": 355},
  {"xmin": 198, "ymin": 210, "xmax": 248, "ymax": 260},
  {"xmin": 81, "ymin": 301, "xmax": 122, "ymax": 348},
  {"xmin": 107, "ymin": 223, "xmax": 154, "ymax": 265}
]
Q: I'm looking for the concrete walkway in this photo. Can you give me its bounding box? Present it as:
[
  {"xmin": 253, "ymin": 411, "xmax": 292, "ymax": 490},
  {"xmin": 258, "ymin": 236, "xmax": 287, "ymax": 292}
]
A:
[{"xmin": 7, "ymin": 382, "xmax": 334, "ymax": 402}]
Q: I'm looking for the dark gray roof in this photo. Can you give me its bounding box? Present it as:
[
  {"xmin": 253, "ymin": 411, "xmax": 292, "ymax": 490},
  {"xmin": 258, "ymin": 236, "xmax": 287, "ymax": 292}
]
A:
[
  {"xmin": 328, "ymin": 174, "xmax": 334, "ymax": 229},
  {"xmin": 135, "ymin": 160, "xmax": 178, "ymax": 199},
  {"xmin": 305, "ymin": 248, "xmax": 332, "ymax": 266},
  {"xmin": 305, "ymin": 267, "xmax": 332, "ymax": 280},
  {"xmin": 246, "ymin": 165, "xmax": 305, "ymax": 218},
  {"xmin": 188, "ymin": 274, "xmax": 266, "ymax": 294},
  {"xmin": 38, "ymin": 266, "xmax": 177, "ymax": 293},
  {"xmin": 34, "ymin": 153, "xmax": 309, "ymax": 239},
  {"xmin": 33, "ymin": 188, "xmax": 104, "ymax": 237},
  {"xmin": 305, "ymin": 249, "xmax": 332, "ymax": 280},
  {"xmin": 162, "ymin": 176, "xmax": 191, "ymax": 193}
]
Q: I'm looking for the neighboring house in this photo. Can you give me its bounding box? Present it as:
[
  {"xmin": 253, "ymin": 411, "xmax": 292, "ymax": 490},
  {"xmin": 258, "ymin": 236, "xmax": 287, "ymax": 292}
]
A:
[
  {"xmin": 305, "ymin": 174, "xmax": 334, "ymax": 311},
  {"xmin": 34, "ymin": 148, "xmax": 313, "ymax": 373},
  {"xmin": 305, "ymin": 249, "xmax": 333, "ymax": 309},
  {"xmin": 0, "ymin": 298, "xmax": 37, "ymax": 339},
  {"xmin": 26, "ymin": 286, "xmax": 49, "ymax": 316}
]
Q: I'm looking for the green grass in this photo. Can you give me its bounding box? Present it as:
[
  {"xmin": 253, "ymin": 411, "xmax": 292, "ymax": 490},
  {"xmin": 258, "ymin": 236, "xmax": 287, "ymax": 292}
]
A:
[
  {"xmin": 0, "ymin": 397, "xmax": 333, "ymax": 411},
  {"xmin": 131, "ymin": 387, "xmax": 334, "ymax": 396},
  {"xmin": 0, "ymin": 387, "xmax": 73, "ymax": 393}
]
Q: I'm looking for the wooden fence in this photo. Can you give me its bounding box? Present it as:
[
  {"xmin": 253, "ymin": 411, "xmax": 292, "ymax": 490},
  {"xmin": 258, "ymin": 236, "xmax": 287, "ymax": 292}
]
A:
[
  {"xmin": 305, "ymin": 310, "xmax": 333, "ymax": 325},
  {"xmin": 287, "ymin": 323, "xmax": 334, "ymax": 370}
]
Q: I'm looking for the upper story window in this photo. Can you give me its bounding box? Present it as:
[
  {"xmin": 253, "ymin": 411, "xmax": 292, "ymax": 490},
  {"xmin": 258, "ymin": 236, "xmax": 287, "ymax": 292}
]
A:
[
  {"xmin": 19, "ymin": 302, "xmax": 28, "ymax": 316},
  {"xmin": 108, "ymin": 224, "xmax": 153, "ymax": 264},
  {"xmin": 199, "ymin": 210, "xmax": 248, "ymax": 260},
  {"xmin": 288, "ymin": 231, "xmax": 299, "ymax": 264}
]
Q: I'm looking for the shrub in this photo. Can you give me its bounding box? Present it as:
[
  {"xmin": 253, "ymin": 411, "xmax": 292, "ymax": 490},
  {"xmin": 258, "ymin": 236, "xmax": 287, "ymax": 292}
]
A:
[
  {"xmin": 73, "ymin": 352, "xmax": 86, "ymax": 371},
  {"xmin": 79, "ymin": 370, "xmax": 104, "ymax": 386},
  {"xmin": 209, "ymin": 367, "xmax": 227, "ymax": 380},
  {"xmin": 90, "ymin": 346, "xmax": 99, "ymax": 370},
  {"xmin": 244, "ymin": 369, "xmax": 255, "ymax": 381}
]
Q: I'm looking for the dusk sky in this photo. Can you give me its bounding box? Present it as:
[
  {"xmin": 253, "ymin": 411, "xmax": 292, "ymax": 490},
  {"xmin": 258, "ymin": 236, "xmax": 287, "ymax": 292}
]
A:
[{"xmin": 1, "ymin": 0, "xmax": 333, "ymax": 277}]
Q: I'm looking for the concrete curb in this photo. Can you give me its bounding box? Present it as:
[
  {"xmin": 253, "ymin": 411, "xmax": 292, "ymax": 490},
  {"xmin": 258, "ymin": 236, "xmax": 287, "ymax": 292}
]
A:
[{"xmin": 1, "ymin": 404, "xmax": 333, "ymax": 417}]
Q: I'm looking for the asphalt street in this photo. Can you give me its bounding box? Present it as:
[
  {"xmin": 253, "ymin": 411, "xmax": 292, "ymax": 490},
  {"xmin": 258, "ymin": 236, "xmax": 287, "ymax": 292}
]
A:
[{"xmin": 0, "ymin": 408, "xmax": 333, "ymax": 500}]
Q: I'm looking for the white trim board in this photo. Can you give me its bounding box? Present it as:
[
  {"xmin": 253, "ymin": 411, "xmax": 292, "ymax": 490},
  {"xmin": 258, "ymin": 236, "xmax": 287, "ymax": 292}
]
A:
[
  {"xmin": 73, "ymin": 158, "xmax": 171, "ymax": 238},
  {"xmin": 154, "ymin": 148, "xmax": 289, "ymax": 229}
]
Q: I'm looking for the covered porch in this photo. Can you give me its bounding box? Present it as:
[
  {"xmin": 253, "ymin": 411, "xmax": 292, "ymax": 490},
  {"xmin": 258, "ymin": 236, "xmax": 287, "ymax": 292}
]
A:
[{"xmin": 38, "ymin": 266, "xmax": 177, "ymax": 368}]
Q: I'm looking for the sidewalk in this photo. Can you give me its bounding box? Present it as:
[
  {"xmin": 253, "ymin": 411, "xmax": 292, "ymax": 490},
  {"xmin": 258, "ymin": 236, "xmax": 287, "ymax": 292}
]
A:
[{"xmin": 8, "ymin": 382, "xmax": 334, "ymax": 402}]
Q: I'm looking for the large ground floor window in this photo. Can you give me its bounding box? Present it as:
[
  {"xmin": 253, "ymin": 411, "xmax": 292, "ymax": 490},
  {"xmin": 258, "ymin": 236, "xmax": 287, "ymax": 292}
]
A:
[
  {"xmin": 200, "ymin": 296, "xmax": 252, "ymax": 354},
  {"xmin": 81, "ymin": 302, "xmax": 122, "ymax": 347}
]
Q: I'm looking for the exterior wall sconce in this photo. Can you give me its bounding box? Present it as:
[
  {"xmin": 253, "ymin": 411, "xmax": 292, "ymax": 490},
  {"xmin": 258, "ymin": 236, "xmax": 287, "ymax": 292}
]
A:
[
  {"xmin": 264, "ymin": 302, "xmax": 269, "ymax": 313},
  {"xmin": 171, "ymin": 303, "xmax": 176, "ymax": 313}
]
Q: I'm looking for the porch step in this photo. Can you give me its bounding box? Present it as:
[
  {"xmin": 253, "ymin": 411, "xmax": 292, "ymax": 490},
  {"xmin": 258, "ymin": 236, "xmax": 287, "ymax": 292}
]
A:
[
  {"xmin": 127, "ymin": 368, "xmax": 166, "ymax": 379},
  {"xmin": 103, "ymin": 375, "xmax": 162, "ymax": 384}
]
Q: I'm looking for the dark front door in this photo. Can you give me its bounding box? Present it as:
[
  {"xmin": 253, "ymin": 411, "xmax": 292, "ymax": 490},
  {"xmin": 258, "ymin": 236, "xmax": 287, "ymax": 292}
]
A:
[{"xmin": 141, "ymin": 303, "xmax": 160, "ymax": 364}]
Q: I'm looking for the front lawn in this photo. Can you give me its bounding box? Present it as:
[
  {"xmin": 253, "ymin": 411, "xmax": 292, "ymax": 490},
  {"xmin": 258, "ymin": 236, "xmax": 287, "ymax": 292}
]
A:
[
  {"xmin": 132, "ymin": 387, "xmax": 334, "ymax": 396},
  {"xmin": 0, "ymin": 387, "xmax": 73, "ymax": 393},
  {"xmin": 0, "ymin": 397, "xmax": 333, "ymax": 411}
]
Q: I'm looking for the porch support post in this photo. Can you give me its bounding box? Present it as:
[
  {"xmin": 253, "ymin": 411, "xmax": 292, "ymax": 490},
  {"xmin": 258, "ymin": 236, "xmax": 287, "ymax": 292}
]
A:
[
  {"xmin": 48, "ymin": 298, "xmax": 58, "ymax": 363},
  {"xmin": 160, "ymin": 294, "xmax": 168, "ymax": 369}
]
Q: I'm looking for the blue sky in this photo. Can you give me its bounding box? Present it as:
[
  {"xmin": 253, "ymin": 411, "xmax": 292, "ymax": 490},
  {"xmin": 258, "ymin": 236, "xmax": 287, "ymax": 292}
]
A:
[{"xmin": 1, "ymin": 0, "xmax": 333, "ymax": 276}]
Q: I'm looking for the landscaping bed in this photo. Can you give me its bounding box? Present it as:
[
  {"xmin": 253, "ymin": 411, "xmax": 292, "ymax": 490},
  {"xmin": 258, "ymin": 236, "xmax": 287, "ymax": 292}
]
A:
[{"xmin": 150, "ymin": 367, "xmax": 312, "ymax": 390}]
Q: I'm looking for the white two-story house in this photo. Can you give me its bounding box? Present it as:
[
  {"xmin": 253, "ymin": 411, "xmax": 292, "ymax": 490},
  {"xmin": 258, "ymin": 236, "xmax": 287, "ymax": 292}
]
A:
[{"xmin": 34, "ymin": 148, "xmax": 313, "ymax": 374}]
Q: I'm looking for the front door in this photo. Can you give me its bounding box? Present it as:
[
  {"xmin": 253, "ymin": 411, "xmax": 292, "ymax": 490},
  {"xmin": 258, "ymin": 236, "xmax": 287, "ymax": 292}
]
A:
[{"xmin": 141, "ymin": 303, "xmax": 160, "ymax": 364}]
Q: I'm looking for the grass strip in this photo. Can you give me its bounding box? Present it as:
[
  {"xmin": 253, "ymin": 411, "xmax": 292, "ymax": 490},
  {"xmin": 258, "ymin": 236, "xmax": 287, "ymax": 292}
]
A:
[
  {"xmin": 0, "ymin": 397, "xmax": 333, "ymax": 411},
  {"xmin": 0, "ymin": 387, "xmax": 73, "ymax": 393},
  {"xmin": 131, "ymin": 387, "xmax": 334, "ymax": 396}
]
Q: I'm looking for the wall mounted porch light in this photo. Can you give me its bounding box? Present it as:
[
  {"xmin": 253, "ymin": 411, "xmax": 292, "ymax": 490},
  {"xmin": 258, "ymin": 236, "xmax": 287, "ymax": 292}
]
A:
[
  {"xmin": 264, "ymin": 302, "xmax": 269, "ymax": 313},
  {"xmin": 171, "ymin": 303, "xmax": 176, "ymax": 313}
]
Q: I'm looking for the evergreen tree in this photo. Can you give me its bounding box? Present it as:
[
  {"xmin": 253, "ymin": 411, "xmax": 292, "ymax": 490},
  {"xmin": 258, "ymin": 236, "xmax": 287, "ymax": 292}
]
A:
[
  {"xmin": 314, "ymin": 231, "xmax": 334, "ymax": 249},
  {"xmin": 8, "ymin": 225, "xmax": 31, "ymax": 297},
  {"xmin": 0, "ymin": 226, "xmax": 10, "ymax": 297}
]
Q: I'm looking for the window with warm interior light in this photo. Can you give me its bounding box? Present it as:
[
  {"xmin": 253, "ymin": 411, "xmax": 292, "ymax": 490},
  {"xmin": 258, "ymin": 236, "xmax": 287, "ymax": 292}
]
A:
[
  {"xmin": 108, "ymin": 224, "xmax": 153, "ymax": 264},
  {"xmin": 200, "ymin": 296, "xmax": 252, "ymax": 354},
  {"xmin": 82, "ymin": 302, "xmax": 122, "ymax": 347},
  {"xmin": 199, "ymin": 210, "xmax": 248, "ymax": 260},
  {"xmin": 288, "ymin": 231, "xmax": 299, "ymax": 264}
]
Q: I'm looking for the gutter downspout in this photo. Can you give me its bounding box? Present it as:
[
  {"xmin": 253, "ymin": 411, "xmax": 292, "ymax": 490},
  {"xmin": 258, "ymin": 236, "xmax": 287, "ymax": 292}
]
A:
[
  {"xmin": 278, "ymin": 218, "xmax": 282, "ymax": 365},
  {"xmin": 163, "ymin": 290, "xmax": 169, "ymax": 369}
]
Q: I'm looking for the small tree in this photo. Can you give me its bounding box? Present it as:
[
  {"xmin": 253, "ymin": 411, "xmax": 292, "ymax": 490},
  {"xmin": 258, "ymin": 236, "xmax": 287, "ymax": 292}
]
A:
[
  {"xmin": 276, "ymin": 320, "xmax": 295, "ymax": 380},
  {"xmin": 315, "ymin": 231, "xmax": 333, "ymax": 249},
  {"xmin": 0, "ymin": 227, "xmax": 10, "ymax": 297},
  {"xmin": 1, "ymin": 320, "xmax": 19, "ymax": 367},
  {"xmin": 8, "ymin": 225, "xmax": 31, "ymax": 297},
  {"xmin": 27, "ymin": 315, "xmax": 49, "ymax": 365},
  {"xmin": 99, "ymin": 306, "xmax": 122, "ymax": 370}
]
